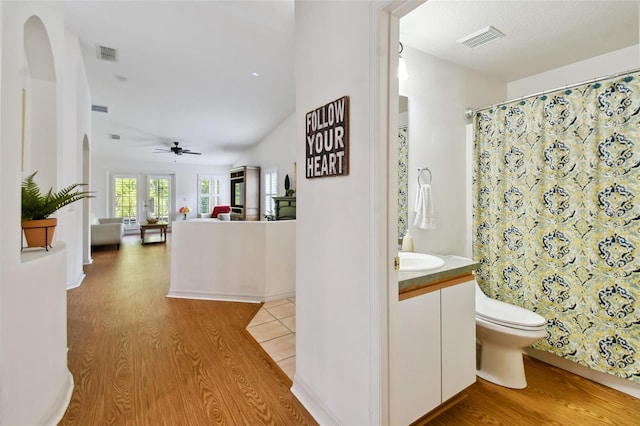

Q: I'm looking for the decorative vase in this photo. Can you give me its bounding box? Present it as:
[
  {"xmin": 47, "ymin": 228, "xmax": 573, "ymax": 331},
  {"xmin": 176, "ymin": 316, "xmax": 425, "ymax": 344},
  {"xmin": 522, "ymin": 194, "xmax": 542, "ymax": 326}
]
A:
[{"xmin": 22, "ymin": 218, "xmax": 57, "ymax": 249}]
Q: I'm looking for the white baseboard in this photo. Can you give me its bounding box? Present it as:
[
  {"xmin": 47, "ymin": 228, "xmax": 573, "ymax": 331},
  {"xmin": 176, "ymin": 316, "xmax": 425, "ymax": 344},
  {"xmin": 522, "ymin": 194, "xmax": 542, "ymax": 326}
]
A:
[
  {"xmin": 167, "ymin": 289, "xmax": 295, "ymax": 303},
  {"xmin": 166, "ymin": 290, "xmax": 262, "ymax": 304},
  {"xmin": 525, "ymin": 348, "xmax": 640, "ymax": 398},
  {"xmin": 43, "ymin": 369, "xmax": 74, "ymax": 426},
  {"xmin": 83, "ymin": 256, "xmax": 93, "ymax": 265},
  {"xmin": 291, "ymin": 375, "xmax": 339, "ymax": 426},
  {"xmin": 264, "ymin": 290, "xmax": 296, "ymax": 302},
  {"xmin": 67, "ymin": 272, "xmax": 85, "ymax": 290}
]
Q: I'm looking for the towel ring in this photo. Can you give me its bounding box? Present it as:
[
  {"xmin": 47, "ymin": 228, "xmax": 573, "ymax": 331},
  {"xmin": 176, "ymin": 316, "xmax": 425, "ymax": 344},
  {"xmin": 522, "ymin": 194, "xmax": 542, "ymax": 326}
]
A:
[{"xmin": 417, "ymin": 167, "xmax": 432, "ymax": 185}]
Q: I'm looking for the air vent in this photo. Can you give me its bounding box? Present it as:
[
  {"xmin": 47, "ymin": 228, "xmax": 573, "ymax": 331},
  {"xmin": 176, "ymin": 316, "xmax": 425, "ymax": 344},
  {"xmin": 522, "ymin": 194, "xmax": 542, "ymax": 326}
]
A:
[
  {"xmin": 91, "ymin": 105, "xmax": 108, "ymax": 113},
  {"xmin": 97, "ymin": 45, "xmax": 118, "ymax": 62},
  {"xmin": 457, "ymin": 26, "xmax": 505, "ymax": 49},
  {"xmin": 109, "ymin": 134, "xmax": 121, "ymax": 140}
]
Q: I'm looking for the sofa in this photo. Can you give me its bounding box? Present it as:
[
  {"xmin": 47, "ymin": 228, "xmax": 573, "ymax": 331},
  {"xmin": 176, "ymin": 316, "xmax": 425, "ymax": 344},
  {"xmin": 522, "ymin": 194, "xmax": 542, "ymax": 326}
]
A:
[{"xmin": 91, "ymin": 217, "xmax": 125, "ymax": 249}]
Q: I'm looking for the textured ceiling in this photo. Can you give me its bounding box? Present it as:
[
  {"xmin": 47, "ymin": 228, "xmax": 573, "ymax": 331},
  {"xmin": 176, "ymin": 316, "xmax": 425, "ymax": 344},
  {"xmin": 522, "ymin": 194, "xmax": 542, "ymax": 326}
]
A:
[{"xmin": 401, "ymin": 0, "xmax": 639, "ymax": 82}]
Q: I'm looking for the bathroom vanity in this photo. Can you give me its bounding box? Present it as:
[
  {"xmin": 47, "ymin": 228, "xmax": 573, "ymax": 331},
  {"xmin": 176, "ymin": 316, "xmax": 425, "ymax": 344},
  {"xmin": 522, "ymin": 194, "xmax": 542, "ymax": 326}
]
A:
[{"xmin": 391, "ymin": 255, "xmax": 479, "ymax": 425}]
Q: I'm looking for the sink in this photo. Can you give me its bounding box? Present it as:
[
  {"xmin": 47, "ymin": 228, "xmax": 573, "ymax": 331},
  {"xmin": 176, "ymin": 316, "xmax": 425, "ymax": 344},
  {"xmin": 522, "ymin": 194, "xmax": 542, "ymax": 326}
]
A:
[{"xmin": 398, "ymin": 252, "xmax": 445, "ymax": 272}]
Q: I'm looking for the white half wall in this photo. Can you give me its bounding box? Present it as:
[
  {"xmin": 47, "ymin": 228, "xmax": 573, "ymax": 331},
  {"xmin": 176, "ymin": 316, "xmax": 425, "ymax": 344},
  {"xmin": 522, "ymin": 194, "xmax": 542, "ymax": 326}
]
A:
[{"xmin": 168, "ymin": 220, "xmax": 295, "ymax": 302}]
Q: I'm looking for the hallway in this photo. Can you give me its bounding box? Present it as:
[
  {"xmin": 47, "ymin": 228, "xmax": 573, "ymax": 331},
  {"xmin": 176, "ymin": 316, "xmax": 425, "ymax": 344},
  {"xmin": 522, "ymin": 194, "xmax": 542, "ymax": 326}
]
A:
[
  {"xmin": 61, "ymin": 236, "xmax": 316, "ymax": 425},
  {"xmin": 60, "ymin": 235, "xmax": 640, "ymax": 425}
]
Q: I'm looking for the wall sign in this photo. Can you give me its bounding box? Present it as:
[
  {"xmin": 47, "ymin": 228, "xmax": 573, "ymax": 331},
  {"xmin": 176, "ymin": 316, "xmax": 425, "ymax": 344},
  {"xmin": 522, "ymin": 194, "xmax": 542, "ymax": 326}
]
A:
[{"xmin": 305, "ymin": 96, "xmax": 349, "ymax": 178}]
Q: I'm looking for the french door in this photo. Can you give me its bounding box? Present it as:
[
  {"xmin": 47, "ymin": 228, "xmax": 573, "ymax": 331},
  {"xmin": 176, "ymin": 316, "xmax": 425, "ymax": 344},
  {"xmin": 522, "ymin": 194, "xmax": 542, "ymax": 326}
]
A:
[
  {"xmin": 147, "ymin": 175, "xmax": 171, "ymax": 222},
  {"xmin": 112, "ymin": 173, "xmax": 174, "ymax": 231}
]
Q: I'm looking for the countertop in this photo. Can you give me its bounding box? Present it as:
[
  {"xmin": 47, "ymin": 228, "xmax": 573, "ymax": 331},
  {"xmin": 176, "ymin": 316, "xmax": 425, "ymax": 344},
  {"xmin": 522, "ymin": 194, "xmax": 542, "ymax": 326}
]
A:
[{"xmin": 398, "ymin": 254, "xmax": 480, "ymax": 294}]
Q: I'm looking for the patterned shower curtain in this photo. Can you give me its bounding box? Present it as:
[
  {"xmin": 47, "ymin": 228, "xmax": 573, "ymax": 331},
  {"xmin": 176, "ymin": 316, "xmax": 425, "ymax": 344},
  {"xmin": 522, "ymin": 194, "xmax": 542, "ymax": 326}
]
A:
[
  {"xmin": 473, "ymin": 71, "xmax": 640, "ymax": 383},
  {"xmin": 398, "ymin": 125, "xmax": 409, "ymax": 240}
]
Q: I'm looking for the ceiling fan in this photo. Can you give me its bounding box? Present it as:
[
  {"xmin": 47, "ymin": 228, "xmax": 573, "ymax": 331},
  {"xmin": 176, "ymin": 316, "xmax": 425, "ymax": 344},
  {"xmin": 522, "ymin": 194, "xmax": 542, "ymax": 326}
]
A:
[{"xmin": 153, "ymin": 141, "xmax": 201, "ymax": 156}]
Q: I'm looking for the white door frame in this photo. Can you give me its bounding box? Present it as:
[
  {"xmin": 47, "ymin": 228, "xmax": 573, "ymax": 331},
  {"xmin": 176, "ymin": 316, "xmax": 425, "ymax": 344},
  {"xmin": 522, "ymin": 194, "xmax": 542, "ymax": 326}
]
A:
[{"xmin": 375, "ymin": 1, "xmax": 426, "ymax": 424}]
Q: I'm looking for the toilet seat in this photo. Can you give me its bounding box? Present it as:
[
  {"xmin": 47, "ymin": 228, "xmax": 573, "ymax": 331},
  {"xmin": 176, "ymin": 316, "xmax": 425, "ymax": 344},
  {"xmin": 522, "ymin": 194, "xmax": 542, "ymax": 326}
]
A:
[{"xmin": 476, "ymin": 294, "xmax": 546, "ymax": 330}]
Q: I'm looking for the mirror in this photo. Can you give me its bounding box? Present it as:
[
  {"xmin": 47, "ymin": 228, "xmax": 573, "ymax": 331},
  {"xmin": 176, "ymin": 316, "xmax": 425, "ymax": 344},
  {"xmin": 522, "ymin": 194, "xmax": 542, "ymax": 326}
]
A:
[{"xmin": 398, "ymin": 96, "xmax": 409, "ymax": 242}]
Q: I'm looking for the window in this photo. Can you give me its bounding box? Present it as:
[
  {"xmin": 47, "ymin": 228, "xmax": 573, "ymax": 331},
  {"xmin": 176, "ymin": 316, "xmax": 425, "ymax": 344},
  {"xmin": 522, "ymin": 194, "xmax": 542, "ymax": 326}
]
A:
[
  {"xmin": 198, "ymin": 175, "xmax": 224, "ymax": 216},
  {"xmin": 147, "ymin": 176, "xmax": 170, "ymax": 222},
  {"xmin": 264, "ymin": 168, "xmax": 278, "ymax": 216},
  {"xmin": 113, "ymin": 176, "xmax": 138, "ymax": 227},
  {"xmin": 112, "ymin": 173, "xmax": 174, "ymax": 230}
]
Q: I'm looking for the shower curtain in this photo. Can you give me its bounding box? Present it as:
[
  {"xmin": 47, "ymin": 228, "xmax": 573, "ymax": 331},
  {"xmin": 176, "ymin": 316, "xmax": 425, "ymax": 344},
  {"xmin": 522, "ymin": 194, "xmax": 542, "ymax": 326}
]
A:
[
  {"xmin": 473, "ymin": 71, "xmax": 639, "ymax": 383},
  {"xmin": 398, "ymin": 125, "xmax": 409, "ymax": 240}
]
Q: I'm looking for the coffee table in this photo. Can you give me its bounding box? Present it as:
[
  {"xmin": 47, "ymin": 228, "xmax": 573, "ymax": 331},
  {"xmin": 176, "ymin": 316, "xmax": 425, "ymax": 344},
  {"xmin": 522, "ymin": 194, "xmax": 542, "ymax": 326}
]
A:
[{"xmin": 140, "ymin": 222, "xmax": 168, "ymax": 245}]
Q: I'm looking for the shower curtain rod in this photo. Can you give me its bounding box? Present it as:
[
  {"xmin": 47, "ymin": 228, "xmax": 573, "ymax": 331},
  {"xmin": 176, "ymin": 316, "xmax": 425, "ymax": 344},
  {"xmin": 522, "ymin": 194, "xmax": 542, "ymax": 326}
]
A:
[{"xmin": 465, "ymin": 67, "xmax": 640, "ymax": 119}]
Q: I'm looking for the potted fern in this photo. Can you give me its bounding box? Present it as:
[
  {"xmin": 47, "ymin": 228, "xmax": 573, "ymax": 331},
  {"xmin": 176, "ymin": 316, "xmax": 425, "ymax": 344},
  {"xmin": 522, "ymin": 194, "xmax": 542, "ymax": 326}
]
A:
[{"xmin": 22, "ymin": 171, "xmax": 94, "ymax": 249}]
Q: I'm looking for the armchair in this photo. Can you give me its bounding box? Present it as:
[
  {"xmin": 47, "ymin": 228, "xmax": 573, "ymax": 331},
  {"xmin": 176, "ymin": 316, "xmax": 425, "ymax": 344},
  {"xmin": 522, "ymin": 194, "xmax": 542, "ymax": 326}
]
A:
[
  {"xmin": 211, "ymin": 205, "xmax": 231, "ymax": 218},
  {"xmin": 91, "ymin": 217, "xmax": 125, "ymax": 249}
]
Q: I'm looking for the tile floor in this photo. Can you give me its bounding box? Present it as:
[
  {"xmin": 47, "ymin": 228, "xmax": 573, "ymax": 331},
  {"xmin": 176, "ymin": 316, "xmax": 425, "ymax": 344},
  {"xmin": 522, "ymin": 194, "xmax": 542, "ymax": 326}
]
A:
[{"xmin": 247, "ymin": 297, "xmax": 296, "ymax": 380}]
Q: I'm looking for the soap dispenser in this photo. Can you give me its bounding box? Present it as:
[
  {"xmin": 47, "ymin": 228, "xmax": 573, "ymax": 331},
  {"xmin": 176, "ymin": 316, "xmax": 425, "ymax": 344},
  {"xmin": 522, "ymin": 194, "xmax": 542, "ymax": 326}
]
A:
[{"xmin": 401, "ymin": 232, "xmax": 414, "ymax": 252}]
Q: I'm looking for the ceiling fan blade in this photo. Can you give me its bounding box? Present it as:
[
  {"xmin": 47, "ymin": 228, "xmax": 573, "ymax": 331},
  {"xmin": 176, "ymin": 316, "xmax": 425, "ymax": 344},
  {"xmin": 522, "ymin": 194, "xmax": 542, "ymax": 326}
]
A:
[{"xmin": 152, "ymin": 141, "xmax": 200, "ymax": 156}]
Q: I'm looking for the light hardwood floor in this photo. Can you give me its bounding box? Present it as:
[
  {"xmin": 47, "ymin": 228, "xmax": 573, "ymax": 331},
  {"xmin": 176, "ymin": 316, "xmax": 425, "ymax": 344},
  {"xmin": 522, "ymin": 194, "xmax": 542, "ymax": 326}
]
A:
[
  {"xmin": 61, "ymin": 235, "xmax": 640, "ymax": 425},
  {"xmin": 428, "ymin": 356, "xmax": 640, "ymax": 425},
  {"xmin": 60, "ymin": 235, "xmax": 316, "ymax": 425}
]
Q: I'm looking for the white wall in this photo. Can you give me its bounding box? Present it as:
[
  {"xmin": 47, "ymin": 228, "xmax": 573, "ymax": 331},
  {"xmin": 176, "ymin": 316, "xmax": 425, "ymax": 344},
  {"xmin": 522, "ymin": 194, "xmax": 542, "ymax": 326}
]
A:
[
  {"xmin": 90, "ymin": 157, "xmax": 229, "ymax": 222},
  {"xmin": 59, "ymin": 31, "xmax": 92, "ymax": 288},
  {"xmin": 233, "ymin": 113, "xmax": 296, "ymax": 218},
  {"xmin": 507, "ymin": 45, "xmax": 640, "ymax": 99},
  {"xmin": 292, "ymin": 2, "xmax": 388, "ymax": 424},
  {"xmin": 399, "ymin": 45, "xmax": 505, "ymax": 257},
  {"xmin": 0, "ymin": 2, "xmax": 74, "ymax": 424},
  {"xmin": 169, "ymin": 221, "xmax": 295, "ymax": 302}
]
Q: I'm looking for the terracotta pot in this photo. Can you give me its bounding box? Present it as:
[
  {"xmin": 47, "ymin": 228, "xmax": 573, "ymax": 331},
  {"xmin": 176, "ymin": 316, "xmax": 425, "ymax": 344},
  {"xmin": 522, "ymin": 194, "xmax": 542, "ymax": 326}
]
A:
[{"xmin": 22, "ymin": 218, "xmax": 57, "ymax": 248}]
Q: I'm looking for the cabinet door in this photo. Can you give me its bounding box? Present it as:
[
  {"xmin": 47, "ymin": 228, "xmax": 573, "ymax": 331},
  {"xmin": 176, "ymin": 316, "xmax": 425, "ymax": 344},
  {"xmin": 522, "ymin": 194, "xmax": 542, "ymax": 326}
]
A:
[
  {"xmin": 394, "ymin": 290, "xmax": 441, "ymax": 425},
  {"xmin": 441, "ymin": 280, "xmax": 476, "ymax": 401}
]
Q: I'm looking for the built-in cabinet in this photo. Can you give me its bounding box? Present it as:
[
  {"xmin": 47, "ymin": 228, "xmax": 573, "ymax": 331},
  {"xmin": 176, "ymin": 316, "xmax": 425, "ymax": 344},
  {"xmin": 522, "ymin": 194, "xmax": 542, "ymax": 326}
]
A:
[
  {"xmin": 230, "ymin": 166, "xmax": 260, "ymax": 221},
  {"xmin": 391, "ymin": 275, "xmax": 476, "ymax": 425}
]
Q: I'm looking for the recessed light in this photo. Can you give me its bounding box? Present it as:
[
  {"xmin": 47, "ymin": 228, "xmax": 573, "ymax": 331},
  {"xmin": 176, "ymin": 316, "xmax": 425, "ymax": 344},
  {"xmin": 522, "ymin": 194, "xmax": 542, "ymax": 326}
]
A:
[{"xmin": 251, "ymin": 72, "xmax": 260, "ymax": 77}]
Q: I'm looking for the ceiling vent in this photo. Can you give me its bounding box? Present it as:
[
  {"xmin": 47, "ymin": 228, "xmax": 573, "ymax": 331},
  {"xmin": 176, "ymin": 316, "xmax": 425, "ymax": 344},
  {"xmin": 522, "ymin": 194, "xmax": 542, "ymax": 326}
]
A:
[
  {"xmin": 457, "ymin": 26, "xmax": 505, "ymax": 49},
  {"xmin": 97, "ymin": 45, "xmax": 118, "ymax": 62},
  {"xmin": 108, "ymin": 134, "xmax": 121, "ymax": 140},
  {"xmin": 91, "ymin": 105, "xmax": 108, "ymax": 113}
]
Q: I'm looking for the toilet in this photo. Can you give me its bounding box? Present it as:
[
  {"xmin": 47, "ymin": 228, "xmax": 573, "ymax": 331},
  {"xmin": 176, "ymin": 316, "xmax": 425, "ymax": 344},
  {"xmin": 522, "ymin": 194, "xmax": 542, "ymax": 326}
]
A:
[{"xmin": 475, "ymin": 281, "xmax": 547, "ymax": 389}]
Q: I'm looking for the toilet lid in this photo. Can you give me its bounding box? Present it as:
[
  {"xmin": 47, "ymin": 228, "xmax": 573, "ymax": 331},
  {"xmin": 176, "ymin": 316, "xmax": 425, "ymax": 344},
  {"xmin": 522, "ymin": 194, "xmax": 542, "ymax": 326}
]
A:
[{"xmin": 476, "ymin": 295, "xmax": 547, "ymax": 329}]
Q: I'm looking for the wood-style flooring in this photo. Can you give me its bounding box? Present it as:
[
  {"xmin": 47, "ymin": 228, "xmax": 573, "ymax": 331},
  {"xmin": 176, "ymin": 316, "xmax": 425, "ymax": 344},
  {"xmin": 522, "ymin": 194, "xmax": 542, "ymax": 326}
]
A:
[
  {"xmin": 60, "ymin": 236, "xmax": 317, "ymax": 425},
  {"xmin": 428, "ymin": 356, "xmax": 640, "ymax": 425},
  {"xmin": 61, "ymin": 235, "xmax": 640, "ymax": 425}
]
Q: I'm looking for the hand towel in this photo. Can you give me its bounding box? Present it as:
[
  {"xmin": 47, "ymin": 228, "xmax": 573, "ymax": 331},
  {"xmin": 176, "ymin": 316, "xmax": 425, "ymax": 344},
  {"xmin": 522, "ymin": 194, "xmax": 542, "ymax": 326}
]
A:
[{"xmin": 413, "ymin": 183, "xmax": 435, "ymax": 229}]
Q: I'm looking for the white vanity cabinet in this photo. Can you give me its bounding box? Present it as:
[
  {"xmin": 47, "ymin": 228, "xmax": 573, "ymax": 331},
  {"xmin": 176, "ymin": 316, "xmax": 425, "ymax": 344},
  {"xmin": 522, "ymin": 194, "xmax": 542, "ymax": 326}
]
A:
[
  {"xmin": 441, "ymin": 280, "xmax": 476, "ymax": 402},
  {"xmin": 391, "ymin": 272, "xmax": 476, "ymax": 425},
  {"xmin": 393, "ymin": 289, "xmax": 442, "ymax": 423}
]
